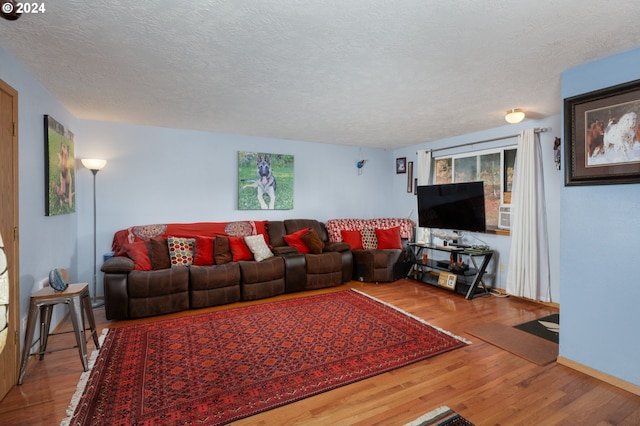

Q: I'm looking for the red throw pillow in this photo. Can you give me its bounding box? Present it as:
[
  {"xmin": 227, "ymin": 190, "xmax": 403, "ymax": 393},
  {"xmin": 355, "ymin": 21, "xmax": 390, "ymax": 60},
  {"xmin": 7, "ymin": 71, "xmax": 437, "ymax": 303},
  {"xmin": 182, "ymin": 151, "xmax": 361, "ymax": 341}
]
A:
[
  {"xmin": 124, "ymin": 241, "xmax": 152, "ymax": 271},
  {"xmin": 375, "ymin": 227, "xmax": 402, "ymax": 249},
  {"xmin": 228, "ymin": 236, "xmax": 254, "ymax": 261},
  {"xmin": 340, "ymin": 229, "xmax": 363, "ymax": 250},
  {"xmin": 283, "ymin": 228, "xmax": 310, "ymax": 253},
  {"xmin": 193, "ymin": 236, "xmax": 214, "ymax": 266}
]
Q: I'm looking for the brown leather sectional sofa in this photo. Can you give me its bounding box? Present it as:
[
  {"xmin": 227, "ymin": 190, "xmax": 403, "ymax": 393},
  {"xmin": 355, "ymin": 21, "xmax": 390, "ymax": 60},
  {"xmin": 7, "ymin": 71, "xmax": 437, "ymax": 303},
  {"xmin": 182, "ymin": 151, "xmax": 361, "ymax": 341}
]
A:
[{"xmin": 101, "ymin": 219, "xmax": 353, "ymax": 320}]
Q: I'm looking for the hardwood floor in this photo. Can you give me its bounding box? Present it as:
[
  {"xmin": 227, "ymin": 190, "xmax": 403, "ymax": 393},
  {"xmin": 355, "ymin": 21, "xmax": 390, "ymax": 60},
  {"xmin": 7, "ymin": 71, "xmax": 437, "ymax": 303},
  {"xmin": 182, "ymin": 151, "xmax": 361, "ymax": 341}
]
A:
[{"xmin": 1, "ymin": 279, "xmax": 639, "ymax": 425}]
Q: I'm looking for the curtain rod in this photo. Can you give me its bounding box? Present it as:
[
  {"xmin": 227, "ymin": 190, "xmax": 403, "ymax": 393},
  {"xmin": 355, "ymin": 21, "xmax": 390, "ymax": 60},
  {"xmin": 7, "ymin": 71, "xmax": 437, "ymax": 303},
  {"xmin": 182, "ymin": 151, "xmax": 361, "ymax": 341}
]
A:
[{"xmin": 421, "ymin": 127, "xmax": 551, "ymax": 154}]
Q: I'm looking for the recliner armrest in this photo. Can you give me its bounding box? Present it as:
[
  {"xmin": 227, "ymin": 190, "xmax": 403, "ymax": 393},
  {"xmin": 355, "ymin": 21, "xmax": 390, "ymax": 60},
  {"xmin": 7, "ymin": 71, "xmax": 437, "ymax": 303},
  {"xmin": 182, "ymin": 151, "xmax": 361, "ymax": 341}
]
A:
[
  {"xmin": 101, "ymin": 256, "xmax": 135, "ymax": 273},
  {"xmin": 323, "ymin": 242, "xmax": 350, "ymax": 252},
  {"xmin": 272, "ymin": 246, "xmax": 299, "ymax": 255}
]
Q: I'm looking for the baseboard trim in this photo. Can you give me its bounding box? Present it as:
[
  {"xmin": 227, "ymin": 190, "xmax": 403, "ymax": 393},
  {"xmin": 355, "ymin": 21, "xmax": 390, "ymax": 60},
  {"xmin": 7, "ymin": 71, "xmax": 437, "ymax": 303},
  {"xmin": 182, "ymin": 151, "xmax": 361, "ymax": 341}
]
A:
[
  {"xmin": 491, "ymin": 288, "xmax": 560, "ymax": 309},
  {"xmin": 557, "ymin": 356, "xmax": 640, "ymax": 396}
]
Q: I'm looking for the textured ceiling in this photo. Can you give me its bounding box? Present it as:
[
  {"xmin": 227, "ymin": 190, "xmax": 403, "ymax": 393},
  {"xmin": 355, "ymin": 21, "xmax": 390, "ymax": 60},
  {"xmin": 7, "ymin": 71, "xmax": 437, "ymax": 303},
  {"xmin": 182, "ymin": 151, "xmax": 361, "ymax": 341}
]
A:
[{"xmin": 2, "ymin": 0, "xmax": 640, "ymax": 149}]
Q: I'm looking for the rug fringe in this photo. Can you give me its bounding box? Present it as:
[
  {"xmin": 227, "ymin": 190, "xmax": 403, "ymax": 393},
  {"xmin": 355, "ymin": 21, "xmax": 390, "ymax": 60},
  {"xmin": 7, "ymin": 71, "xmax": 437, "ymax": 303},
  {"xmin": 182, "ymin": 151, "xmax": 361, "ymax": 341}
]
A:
[
  {"xmin": 60, "ymin": 327, "xmax": 110, "ymax": 426},
  {"xmin": 404, "ymin": 405, "xmax": 451, "ymax": 426},
  {"xmin": 350, "ymin": 289, "xmax": 472, "ymax": 344}
]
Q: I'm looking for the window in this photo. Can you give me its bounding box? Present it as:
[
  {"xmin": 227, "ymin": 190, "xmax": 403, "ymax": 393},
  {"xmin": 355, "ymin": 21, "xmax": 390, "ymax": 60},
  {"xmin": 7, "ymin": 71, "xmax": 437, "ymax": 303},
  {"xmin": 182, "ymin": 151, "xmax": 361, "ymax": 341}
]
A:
[{"xmin": 434, "ymin": 147, "xmax": 516, "ymax": 229}]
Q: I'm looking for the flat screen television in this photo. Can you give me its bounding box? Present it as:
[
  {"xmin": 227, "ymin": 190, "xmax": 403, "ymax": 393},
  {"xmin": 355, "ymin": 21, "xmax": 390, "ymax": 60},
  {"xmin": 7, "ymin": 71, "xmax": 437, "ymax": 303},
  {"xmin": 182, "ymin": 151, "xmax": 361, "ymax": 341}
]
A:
[{"xmin": 417, "ymin": 181, "xmax": 486, "ymax": 232}]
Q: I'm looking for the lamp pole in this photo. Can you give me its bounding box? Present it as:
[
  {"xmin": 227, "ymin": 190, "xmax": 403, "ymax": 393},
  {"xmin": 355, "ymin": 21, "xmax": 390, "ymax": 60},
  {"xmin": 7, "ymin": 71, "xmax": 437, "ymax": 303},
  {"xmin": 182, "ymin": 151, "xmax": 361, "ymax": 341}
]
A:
[
  {"xmin": 89, "ymin": 168, "xmax": 102, "ymax": 308},
  {"xmin": 81, "ymin": 158, "xmax": 106, "ymax": 308}
]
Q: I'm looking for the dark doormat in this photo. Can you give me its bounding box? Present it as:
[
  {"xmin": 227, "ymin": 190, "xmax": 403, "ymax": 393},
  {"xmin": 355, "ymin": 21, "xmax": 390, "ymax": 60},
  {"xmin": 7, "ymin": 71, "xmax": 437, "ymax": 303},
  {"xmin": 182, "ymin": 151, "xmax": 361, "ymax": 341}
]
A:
[{"xmin": 513, "ymin": 313, "xmax": 559, "ymax": 344}]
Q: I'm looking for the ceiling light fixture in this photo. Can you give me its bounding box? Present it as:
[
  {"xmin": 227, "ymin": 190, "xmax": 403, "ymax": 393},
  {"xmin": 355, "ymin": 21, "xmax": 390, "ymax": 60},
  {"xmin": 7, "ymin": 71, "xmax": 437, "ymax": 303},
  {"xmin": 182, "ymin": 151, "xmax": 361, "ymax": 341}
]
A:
[{"xmin": 505, "ymin": 109, "xmax": 525, "ymax": 124}]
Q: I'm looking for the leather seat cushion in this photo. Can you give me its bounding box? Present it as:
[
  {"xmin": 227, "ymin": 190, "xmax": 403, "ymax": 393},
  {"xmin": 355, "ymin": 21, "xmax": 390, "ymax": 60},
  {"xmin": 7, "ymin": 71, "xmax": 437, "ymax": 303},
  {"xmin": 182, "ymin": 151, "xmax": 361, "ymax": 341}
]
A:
[
  {"xmin": 305, "ymin": 252, "xmax": 341, "ymax": 274},
  {"xmin": 238, "ymin": 256, "xmax": 285, "ymax": 284},
  {"xmin": 190, "ymin": 263, "xmax": 241, "ymax": 290}
]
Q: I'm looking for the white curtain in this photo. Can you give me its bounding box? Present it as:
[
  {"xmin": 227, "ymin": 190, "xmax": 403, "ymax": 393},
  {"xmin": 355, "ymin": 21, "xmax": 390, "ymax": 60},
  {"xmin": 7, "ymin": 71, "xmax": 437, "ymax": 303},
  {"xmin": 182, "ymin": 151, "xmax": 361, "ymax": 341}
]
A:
[
  {"xmin": 506, "ymin": 129, "xmax": 551, "ymax": 301},
  {"xmin": 417, "ymin": 150, "xmax": 432, "ymax": 185},
  {"xmin": 415, "ymin": 150, "xmax": 432, "ymax": 243}
]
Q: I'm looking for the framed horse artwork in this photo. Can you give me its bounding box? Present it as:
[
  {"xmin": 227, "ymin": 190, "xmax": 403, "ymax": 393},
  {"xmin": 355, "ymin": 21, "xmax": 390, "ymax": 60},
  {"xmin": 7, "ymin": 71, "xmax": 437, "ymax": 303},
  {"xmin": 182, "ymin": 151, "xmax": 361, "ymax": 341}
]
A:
[{"xmin": 564, "ymin": 79, "xmax": 640, "ymax": 186}]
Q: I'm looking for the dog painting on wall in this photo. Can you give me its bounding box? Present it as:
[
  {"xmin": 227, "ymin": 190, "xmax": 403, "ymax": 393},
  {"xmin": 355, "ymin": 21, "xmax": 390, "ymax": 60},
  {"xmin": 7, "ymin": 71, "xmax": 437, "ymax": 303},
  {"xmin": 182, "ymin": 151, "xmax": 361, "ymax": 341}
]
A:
[
  {"xmin": 243, "ymin": 154, "xmax": 277, "ymax": 209},
  {"xmin": 238, "ymin": 152, "xmax": 293, "ymax": 210}
]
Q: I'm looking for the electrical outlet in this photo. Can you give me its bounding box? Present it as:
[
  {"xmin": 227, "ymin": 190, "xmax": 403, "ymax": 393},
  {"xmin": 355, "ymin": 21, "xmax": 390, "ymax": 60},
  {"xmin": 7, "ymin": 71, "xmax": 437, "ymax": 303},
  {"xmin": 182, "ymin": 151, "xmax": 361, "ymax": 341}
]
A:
[
  {"xmin": 500, "ymin": 263, "xmax": 505, "ymax": 272},
  {"xmin": 22, "ymin": 316, "xmax": 27, "ymax": 332}
]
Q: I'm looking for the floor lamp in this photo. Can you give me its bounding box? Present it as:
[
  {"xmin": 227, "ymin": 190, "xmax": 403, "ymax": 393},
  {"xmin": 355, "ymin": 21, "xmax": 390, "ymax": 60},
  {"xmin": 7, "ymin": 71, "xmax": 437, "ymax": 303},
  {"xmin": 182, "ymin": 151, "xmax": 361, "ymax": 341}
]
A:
[{"xmin": 81, "ymin": 158, "xmax": 107, "ymax": 308}]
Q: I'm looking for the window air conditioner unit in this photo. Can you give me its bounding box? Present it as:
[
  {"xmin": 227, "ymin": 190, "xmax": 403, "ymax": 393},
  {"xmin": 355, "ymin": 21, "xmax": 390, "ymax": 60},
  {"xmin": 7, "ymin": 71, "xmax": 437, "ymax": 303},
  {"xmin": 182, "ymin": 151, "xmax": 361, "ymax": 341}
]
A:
[{"xmin": 498, "ymin": 204, "xmax": 511, "ymax": 230}]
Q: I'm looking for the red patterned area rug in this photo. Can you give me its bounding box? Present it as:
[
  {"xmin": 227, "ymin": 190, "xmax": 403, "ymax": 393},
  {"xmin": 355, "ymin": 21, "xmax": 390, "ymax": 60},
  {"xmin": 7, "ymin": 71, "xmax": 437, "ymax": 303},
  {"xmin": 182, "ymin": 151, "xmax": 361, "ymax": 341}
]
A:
[{"xmin": 64, "ymin": 289, "xmax": 468, "ymax": 425}]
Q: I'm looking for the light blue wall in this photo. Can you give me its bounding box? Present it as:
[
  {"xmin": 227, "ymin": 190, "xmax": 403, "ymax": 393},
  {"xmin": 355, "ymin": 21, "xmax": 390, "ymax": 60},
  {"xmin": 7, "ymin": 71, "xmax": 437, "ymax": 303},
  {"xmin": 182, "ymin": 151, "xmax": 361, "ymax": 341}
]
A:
[
  {"xmin": 560, "ymin": 47, "xmax": 640, "ymax": 387},
  {"xmin": 0, "ymin": 46, "xmax": 80, "ymax": 341},
  {"xmin": 391, "ymin": 115, "xmax": 563, "ymax": 301},
  {"xmin": 74, "ymin": 118, "xmax": 394, "ymax": 299}
]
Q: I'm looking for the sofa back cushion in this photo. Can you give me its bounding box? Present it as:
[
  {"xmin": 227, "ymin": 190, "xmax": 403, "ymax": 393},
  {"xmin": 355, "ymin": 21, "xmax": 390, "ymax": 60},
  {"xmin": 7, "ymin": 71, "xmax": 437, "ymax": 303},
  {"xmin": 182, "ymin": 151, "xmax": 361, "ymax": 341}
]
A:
[{"xmin": 266, "ymin": 221, "xmax": 288, "ymax": 248}]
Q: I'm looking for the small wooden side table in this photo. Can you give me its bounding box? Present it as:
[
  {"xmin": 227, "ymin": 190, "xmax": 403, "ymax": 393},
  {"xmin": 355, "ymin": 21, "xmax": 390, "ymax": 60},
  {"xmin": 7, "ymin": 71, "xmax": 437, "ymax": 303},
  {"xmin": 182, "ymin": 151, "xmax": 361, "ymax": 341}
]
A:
[{"xmin": 18, "ymin": 283, "xmax": 100, "ymax": 385}]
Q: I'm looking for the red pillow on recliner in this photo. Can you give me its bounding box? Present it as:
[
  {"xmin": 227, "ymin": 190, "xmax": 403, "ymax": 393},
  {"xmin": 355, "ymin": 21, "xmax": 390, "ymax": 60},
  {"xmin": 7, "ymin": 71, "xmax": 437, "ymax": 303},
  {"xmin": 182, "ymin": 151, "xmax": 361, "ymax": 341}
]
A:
[
  {"xmin": 228, "ymin": 236, "xmax": 253, "ymax": 261},
  {"xmin": 283, "ymin": 228, "xmax": 311, "ymax": 253},
  {"xmin": 193, "ymin": 236, "xmax": 215, "ymax": 266},
  {"xmin": 340, "ymin": 230, "xmax": 363, "ymax": 250},
  {"xmin": 375, "ymin": 227, "xmax": 402, "ymax": 249},
  {"xmin": 124, "ymin": 241, "xmax": 152, "ymax": 271}
]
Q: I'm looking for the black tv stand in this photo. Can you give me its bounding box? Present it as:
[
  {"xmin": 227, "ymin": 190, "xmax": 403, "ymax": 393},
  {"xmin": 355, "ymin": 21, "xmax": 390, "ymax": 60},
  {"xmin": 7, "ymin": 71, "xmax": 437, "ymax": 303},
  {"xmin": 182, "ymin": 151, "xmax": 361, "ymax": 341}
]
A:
[{"xmin": 407, "ymin": 243, "xmax": 493, "ymax": 300}]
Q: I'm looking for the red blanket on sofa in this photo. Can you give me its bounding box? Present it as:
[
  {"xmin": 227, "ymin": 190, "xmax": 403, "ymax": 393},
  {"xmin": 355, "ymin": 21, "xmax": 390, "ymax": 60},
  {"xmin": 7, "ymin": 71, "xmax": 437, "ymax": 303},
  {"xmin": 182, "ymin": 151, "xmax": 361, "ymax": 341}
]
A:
[{"xmin": 111, "ymin": 221, "xmax": 269, "ymax": 255}]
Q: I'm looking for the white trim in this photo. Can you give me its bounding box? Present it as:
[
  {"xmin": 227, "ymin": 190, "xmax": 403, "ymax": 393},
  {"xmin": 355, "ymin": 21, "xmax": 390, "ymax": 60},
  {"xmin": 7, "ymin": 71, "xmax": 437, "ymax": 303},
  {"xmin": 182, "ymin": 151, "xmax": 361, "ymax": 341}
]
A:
[{"xmin": 351, "ymin": 289, "xmax": 471, "ymax": 345}]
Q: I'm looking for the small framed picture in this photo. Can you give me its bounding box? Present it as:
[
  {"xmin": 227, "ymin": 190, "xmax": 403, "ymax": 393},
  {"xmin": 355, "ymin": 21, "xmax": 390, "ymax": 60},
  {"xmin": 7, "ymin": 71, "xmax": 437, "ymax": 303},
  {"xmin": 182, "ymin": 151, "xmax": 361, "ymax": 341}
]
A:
[
  {"xmin": 396, "ymin": 157, "xmax": 407, "ymax": 174},
  {"xmin": 406, "ymin": 161, "xmax": 414, "ymax": 192},
  {"xmin": 437, "ymin": 272, "xmax": 457, "ymax": 290}
]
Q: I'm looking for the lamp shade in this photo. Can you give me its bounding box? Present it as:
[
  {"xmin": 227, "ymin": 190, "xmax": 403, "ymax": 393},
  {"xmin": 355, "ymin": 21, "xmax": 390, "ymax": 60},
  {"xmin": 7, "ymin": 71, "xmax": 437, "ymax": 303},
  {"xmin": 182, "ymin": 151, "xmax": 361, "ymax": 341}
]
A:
[
  {"xmin": 81, "ymin": 158, "xmax": 107, "ymax": 171},
  {"xmin": 505, "ymin": 109, "xmax": 525, "ymax": 124}
]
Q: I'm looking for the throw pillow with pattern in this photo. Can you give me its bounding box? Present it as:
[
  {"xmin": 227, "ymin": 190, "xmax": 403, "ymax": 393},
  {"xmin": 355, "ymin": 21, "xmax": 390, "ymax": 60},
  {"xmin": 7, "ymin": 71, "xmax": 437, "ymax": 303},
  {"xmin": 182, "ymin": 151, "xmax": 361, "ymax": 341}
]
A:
[
  {"xmin": 244, "ymin": 234, "xmax": 274, "ymax": 262},
  {"xmin": 360, "ymin": 228, "xmax": 378, "ymax": 250},
  {"xmin": 167, "ymin": 237, "xmax": 195, "ymax": 266}
]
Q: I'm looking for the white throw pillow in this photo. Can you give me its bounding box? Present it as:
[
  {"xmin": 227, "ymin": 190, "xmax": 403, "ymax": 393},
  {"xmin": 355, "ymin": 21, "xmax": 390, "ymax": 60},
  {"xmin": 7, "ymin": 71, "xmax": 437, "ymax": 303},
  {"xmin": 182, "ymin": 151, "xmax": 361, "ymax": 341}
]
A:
[{"xmin": 244, "ymin": 234, "xmax": 274, "ymax": 262}]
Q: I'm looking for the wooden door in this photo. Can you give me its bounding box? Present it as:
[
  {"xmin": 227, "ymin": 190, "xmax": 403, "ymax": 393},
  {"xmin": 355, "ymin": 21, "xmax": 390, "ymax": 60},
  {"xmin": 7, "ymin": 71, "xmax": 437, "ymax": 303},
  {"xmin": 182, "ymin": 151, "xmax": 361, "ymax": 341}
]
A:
[{"xmin": 0, "ymin": 79, "xmax": 19, "ymax": 401}]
